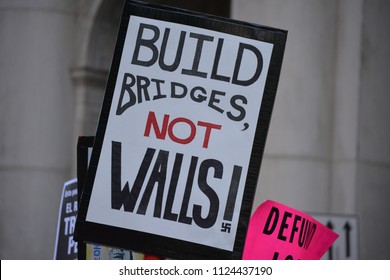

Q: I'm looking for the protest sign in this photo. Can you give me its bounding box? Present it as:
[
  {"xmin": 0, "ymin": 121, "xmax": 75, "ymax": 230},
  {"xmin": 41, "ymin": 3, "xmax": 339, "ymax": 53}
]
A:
[
  {"xmin": 243, "ymin": 200, "xmax": 339, "ymax": 260},
  {"xmin": 75, "ymin": 0, "xmax": 287, "ymax": 259},
  {"xmin": 53, "ymin": 178, "xmax": 78, "ymax": 259}
]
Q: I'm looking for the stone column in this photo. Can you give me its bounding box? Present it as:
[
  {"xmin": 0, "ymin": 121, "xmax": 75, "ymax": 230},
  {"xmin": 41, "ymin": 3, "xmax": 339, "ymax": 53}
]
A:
[
  {"xmin": 357, "ymin": 0, "xmax": 390, "ymax": 260},
  {"xmin": 330, "ymin": 0, "xmax": 363, "ymax": 214},
  {"xmin": 0, "ymin": 0, "xmax": 76, "ymax": 259},
  {"xmin": 231, "ymin": 0, "xmax": 390, "ymax": 259}
]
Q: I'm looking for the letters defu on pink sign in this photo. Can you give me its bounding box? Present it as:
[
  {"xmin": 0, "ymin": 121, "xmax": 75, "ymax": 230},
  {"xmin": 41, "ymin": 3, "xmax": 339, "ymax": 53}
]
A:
[{"xmin": 243, "ymin": 200, "xmax": 338, "ymax": 260}]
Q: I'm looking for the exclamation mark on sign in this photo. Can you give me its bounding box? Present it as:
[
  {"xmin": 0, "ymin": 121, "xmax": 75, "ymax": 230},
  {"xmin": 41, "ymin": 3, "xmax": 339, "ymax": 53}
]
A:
[{"xmin": 221, "ymin": 165, "xmax": 242, "ymax": 233}]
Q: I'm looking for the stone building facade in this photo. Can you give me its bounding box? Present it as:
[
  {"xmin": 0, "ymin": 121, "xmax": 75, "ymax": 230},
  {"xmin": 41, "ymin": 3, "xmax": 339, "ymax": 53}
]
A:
[{"xmin": 0, "ymin": 0, "xmax": 389, "ymax": 259}]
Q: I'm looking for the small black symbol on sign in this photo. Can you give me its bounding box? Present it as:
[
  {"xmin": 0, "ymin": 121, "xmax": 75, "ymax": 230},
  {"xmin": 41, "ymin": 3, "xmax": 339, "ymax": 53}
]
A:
[{"xmin": 221, "ymin": 222, "xmax": 231, "ymax": 233}]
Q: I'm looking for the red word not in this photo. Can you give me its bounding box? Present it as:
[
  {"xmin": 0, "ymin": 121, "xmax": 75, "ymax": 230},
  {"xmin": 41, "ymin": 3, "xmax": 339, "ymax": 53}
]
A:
[{"xmin": 144, "ymin": 111, "xmax": 221, "ymax": 148}]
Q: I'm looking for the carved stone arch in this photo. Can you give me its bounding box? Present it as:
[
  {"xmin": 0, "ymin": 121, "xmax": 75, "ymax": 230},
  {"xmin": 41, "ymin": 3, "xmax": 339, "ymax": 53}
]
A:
[
  {"xmin": 71, "ymin": 0, "xmax": 125, "ymax": 143},
  {"xmin": 86, "ymin": 0, "xmax": 125, "ymax": 71},
  {"xmin": 73, "ymin": 0, "xmax": 108, "ymax": 69}
]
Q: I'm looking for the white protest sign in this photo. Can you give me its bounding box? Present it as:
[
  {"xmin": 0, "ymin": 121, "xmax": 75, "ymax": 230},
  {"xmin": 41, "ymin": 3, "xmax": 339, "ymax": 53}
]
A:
[{"xmin": 75, "ymin": 0, "xmax": 287, "ymax": 259}]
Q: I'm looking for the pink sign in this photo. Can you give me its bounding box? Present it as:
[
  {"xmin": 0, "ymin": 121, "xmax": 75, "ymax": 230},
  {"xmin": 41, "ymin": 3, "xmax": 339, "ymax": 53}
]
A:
[{"xmin": 243, "ymin": 200, "xmax": 338, "ymax": 260}]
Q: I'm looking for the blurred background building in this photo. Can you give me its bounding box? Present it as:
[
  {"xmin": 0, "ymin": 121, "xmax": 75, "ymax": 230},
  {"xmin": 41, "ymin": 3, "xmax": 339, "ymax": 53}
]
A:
[{"xmin": 1, "ymin": 0, "xmax": 389, "ymax": 259}]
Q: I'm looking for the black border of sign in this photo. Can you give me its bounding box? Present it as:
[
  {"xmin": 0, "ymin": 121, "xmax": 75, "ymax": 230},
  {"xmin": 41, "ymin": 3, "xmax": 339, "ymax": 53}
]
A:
[
  {"xmin": 76, "ymin": 136, "xmax": 95, "ymax": 260},
  {"xmin": 75, "ymin": 0, "xmax": 287, "ymax": 260}
]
